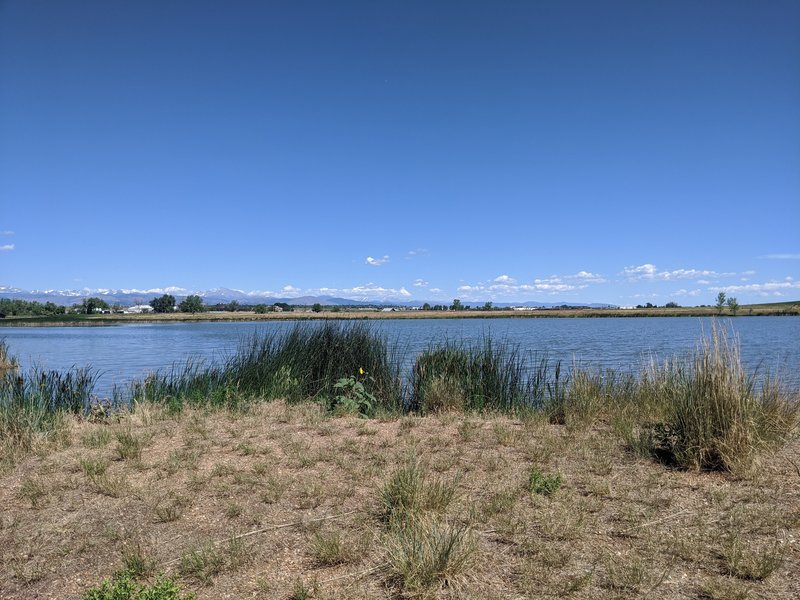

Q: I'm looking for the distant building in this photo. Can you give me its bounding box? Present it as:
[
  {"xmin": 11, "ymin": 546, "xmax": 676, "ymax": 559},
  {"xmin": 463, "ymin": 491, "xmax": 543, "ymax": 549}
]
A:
[{"xmin": 124, "ymin": 304, "xmax": 154, "ymax": 314}]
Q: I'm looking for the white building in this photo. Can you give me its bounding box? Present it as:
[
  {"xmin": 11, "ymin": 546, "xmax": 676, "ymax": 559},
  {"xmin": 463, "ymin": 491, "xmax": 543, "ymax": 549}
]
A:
[{"xmin": 124, "ymin": 304, "xmax": 154, "ymax": 314}]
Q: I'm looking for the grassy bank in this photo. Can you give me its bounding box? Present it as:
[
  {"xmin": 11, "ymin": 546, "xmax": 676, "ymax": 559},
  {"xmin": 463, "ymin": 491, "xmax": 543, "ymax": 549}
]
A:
[
  {"xmin": 0, "ymin": 326, "xmax": 798, "ymax": 598},
  {"xmin": 1, "ymin": 300, "xmax": 798, "ymax": 326}
]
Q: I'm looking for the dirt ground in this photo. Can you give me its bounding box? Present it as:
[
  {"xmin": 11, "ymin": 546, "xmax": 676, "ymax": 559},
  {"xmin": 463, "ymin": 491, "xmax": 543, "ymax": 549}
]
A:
[{"xmin": 1, "ymin": 401, "xmax": 798, "ymax": 599}]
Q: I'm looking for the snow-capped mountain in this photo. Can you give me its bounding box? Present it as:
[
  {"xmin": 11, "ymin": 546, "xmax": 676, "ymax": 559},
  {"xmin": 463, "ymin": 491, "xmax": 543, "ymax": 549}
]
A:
[{"xmin": 0, "ymin": 286, "xmax": 616, "ymax": 309}]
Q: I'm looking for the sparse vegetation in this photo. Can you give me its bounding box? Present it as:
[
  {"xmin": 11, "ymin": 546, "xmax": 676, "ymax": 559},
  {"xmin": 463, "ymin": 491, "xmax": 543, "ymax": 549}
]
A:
[{"xmin": 0, "ymin": 322, "xmax": 798, "ymax": 598}]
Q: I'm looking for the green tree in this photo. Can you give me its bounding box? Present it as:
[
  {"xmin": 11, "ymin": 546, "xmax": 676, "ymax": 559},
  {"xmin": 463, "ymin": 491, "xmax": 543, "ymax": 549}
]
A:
[
  {"xmin": 254, "ymin": 304, "xmax": 269, "ymax": 314},
  {"xmin": 312, "ymin": 303, "xmax": 323, "ymax": 313},
  {"xmin": 726, "ymin": 296, "xmax": 739, "ymax": 316},
  {"xmin": 715, "ymin": 292, "xmax": 727, "ymax": 315},
  {"xmin": 179, "ymin": 295, "xmax": 204, "ymax": 313},
  {"xmin": 81, "ymin": 297, "xmax": 110, "ymax": 315},
  {"xmin": 483, "ymin": 301, "xmax": 493, "ymax": 311},
  {"xmin": 450, "ymin": 298, "xmax": 464, "ymax": 311},
  {"xmin": 422, "ymin": 302, "xmax": 431, "ymax": 311},
  {"xmin": 150, "ymin": 294, "xmax": 176, "ymax": 313}
]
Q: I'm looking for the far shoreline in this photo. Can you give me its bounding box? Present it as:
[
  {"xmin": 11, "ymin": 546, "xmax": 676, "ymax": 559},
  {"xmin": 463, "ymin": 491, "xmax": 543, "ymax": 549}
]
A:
[{"xmin": 1, "ymin": 303, "xmax": 798, "ymax": 327}]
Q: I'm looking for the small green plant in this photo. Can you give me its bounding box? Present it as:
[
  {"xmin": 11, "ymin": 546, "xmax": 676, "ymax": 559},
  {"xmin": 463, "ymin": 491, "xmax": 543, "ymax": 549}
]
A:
[
  {"xmin": 332, "ymin": 369, "xmax": 376, "ymax": 417},
  {"xmin": 528, "ymin": 467, "xmax": 562, "ymax": 496},
  {"xmin": 82, "ymin": 571, "xmax": 195, "ymax": 599}
]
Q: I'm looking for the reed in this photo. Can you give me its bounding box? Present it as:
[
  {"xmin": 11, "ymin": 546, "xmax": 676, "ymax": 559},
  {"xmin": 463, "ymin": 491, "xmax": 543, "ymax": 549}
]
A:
[
  {"xmin": 410, "ymin": 338, "xmax": 538, "ymax": 414},
  {"xmin": 0, "ymin": 364, "xmax": 99, "ymax": 459},
  {"xmin": 126, "ymin": 322, "xmax": 403, "ymax": 414}
]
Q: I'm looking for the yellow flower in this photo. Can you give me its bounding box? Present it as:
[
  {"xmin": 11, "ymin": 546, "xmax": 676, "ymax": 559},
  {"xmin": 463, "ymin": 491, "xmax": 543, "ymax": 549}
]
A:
[{"xmin": 359, "ymin": 367, "xmax": 365, "ymax": 376}]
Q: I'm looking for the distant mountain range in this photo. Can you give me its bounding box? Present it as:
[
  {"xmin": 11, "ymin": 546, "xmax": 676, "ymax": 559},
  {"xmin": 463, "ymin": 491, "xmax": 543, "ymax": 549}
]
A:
[{"xmin": 0, "ymin": 286, "xmax": 616, "ymax": 309}]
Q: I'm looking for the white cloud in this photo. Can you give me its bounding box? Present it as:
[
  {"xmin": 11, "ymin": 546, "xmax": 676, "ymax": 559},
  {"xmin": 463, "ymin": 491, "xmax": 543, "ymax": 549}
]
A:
[
  {"xmin": 493, "ymin": 274, "xmax": 516, "ymax": 284},
  {"xmin": 671, "ymin": 288, "xmax": 702, "ymax": 297},
  {"xmin": 0, "ymin": 244, "xmax": 15, "ymax": 252},
  {"xmin": 454, "ymin": 269, "xmax": 606, "ymax": 300},
  {"xmin": 623, "ymin": 263, "xmax": 735, "ymax": 281},
  {"xmin": 281, "ymin": 285, "xmax": 300, "ymax": 293},
  {"xmin": 405, "ymin": 248, "xmax": 429, "ymax": 259},
  {"xmin": 623, "ymin": 264, "xmax": 658, "ymax": 279},
  {"xmin": 428, "ymin": 288, "xmax": 443, "ymax": 293},
  {"xmin": 365, "ymin": 255, "xmax": 390, "ymax": 266},
  {"xmin": 343, "ymin": 283, "xmax": 410, "ymax": 299},
  {"xmin": 0, "ymin": 230, "xmax": 14, "ymax": 236},
  {"xmin": 711, "ymin": 280, "xmax": 800, "ymax": 294},
  {"xmin": 573, "ymin": 270, "xmax": 606, "ymax": 283},
  {"xmin": 413, "ymin": 278, "xmax": 428, "ymax": 287},
  {"xmin": 760, "ymin": 254, "xmax": 800, "ymax": 260}
]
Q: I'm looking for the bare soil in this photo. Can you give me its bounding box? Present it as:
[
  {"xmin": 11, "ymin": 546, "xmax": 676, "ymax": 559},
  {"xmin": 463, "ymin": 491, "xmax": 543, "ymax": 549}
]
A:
[{"xmin": 1, "ymin": 402, "xmax": 798, "ymax": 599}]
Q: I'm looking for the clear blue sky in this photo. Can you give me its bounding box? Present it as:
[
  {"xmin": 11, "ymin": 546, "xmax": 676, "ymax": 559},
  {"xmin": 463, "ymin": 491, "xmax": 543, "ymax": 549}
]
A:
[{"xmin": 1, "ymin": 0, "xmax": 798, "ymax": 305}]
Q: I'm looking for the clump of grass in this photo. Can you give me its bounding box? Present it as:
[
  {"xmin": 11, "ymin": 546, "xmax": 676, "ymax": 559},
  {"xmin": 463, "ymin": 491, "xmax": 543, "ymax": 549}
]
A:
[
  {"xmin": 386, "ymin": 514, "xmax": 475, "ymax": 597},
  {"xmin": 310, "ymin": 530, "xmax": 355, "ymax": 566},
  {"xmin": 80, "ymin": 457, "xmax": 109, "ymax": 478},
  {"xmin": 115, "ymin": 430, "xmax": 146, "ymax": 460},
  {"xmin": 638, "ymin": 324, "xmax": 799, "ymax": 473},
  {"xmin": 82, "ymin": 428, "xmax": 112, "ymax": 448},
  {"xmin": 121, "ymin": 541, "xmax": 158, "ymax": 579},
  {"xmin": 178, "ymin": 537, "xmax": 252, "ymax": 585},
  {"xmin": 178, "ymin": 544, "xmax": 226, "ymax": 585},
  {"xmin": 528, "ymin": 467, "xmax": 562, "ymax": 496},
  {"xmin": 721, "ymin": 534, "xmax": 785, "ymax": 581},
  {"xmin": 17, "ymin": 476, "xmax": 48, "ymax": 508},
  {"xmin": 380, "ymin": 455, "xmax": 458, "ymax": 521}
]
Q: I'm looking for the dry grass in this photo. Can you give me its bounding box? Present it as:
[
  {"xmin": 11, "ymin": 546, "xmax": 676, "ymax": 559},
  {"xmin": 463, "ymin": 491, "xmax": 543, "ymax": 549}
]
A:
[{"xmin": 0, "ymin": 402, "xmax": 798, "ymax": 599}]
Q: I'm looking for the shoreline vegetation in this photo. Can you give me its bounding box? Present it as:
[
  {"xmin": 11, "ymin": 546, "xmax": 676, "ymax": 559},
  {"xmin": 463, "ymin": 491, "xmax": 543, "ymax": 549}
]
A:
[
  {"xmin": 1, "ymin": 323, "xmax": 798, "ymax": 598},
  {"xmin": 0, "ymin": 299, "xmax": 799, "ymax": 327}
]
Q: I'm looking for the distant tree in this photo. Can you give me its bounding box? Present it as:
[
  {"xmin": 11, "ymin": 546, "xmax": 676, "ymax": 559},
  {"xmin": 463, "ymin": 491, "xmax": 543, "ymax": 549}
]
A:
[
  {"xmin": 483, "ymin": 302, "xmax": 493, "ymax": 311},
  {"xmin": 715, "ymin": 292, "xmax": 727, "ymax": 315},
  {"xmin": 179, "ymin": 295, "xmax": 204, "ymax": 313},
  {"xmin": 312, "ymin": 303, "xmax": 323, "ymax": 313},
  {"xmin": 422, "ymin": 302, "xmax": 431, "ymax": 311},
  {"xmin": 331, "ymin": 305, "xmax": 341, "ymax": 313},
  {"xmin": 273, "ymin": 302, "xmax": 294, "ymax": 312},
  {"xmin": 150, "ymin": 294, "xmax": 176, "ymax": 313},
  {"xmin": 254, "ymin": 304, "xmax": 269, "ymax": 314},
  {"xmin": 450, "ymin": 298, "xmax": 464, "ymax": 311},
  {"xmin": 227, "ymin": 300, "xmax": 240, "ymax": 312},
  {"xmin": 665, "ymin": 301, "xmax": 680, "ymax": 309},
  {"xmin": 81, "ymin": 297, "xmax": 110, "ymax": 315},
  {"xmin": 726, "ymin": 296, "xmax": 739, "ymax": 316}
]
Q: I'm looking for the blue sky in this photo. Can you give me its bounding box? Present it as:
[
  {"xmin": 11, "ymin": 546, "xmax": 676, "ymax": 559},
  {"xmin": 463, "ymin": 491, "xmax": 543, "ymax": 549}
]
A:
[{"xmin": 1, "ymin": 0, "xmax": 798, "ymax": 305}]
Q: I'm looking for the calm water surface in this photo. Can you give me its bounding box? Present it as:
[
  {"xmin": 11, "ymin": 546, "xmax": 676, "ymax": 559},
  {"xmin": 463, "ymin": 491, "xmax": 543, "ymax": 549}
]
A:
[{"xmin": 2, "ymin": 317, "xmax": 799, "ymax": 395}]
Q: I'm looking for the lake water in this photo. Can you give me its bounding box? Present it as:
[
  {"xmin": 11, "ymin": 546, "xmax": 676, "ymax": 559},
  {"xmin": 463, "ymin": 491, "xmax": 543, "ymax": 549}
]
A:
[{"xmin": 2, "ymin": 317, "xmax": 799, "ymax": 396}]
